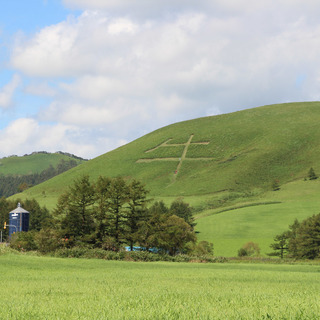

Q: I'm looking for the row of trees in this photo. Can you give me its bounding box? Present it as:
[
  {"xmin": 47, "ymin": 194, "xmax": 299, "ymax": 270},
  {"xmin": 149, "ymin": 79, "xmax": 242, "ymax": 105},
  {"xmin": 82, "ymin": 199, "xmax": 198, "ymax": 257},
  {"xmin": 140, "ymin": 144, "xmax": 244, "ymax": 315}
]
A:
[
  {"xmin": 269, "ymin": 214, "xmax": 320, "ymax": 259},
  {"xmin": 0, "ymin": 159, "xmax": 79, "ymax": 197},
  {"xmin": 52, "ymin": 176, "xmax": 197, "ymax": 255}
]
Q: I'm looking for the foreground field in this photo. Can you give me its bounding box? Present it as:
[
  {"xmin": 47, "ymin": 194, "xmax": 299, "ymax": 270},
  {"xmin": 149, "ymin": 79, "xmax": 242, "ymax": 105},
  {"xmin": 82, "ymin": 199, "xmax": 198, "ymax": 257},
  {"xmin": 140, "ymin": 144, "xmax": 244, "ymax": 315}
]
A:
[{"xmin": 0, "ymin": 254, "xmax": 319, "ymax": 319}]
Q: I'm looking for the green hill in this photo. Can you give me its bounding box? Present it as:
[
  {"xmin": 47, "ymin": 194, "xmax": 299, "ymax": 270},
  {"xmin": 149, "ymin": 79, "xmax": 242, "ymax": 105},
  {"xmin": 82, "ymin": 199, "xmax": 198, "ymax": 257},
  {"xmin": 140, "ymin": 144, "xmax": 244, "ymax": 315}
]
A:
[
  {"xmin": 0, "ymin": 152, "xmax": 85, "ymax": 175},
  {"xmin": 0, "ymin": 152, "xmax": 86, "ymax": 197},
  {"xmin": 13, "ymin": 102, "xmax": 320, "ymax": 256}
]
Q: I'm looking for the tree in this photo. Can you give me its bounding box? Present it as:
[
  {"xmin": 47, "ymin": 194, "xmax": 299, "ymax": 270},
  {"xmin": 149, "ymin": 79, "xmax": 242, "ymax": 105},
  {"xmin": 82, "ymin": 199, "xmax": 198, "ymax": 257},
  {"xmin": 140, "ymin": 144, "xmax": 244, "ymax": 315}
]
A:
[
  {"xmin": 287, "ymin": 218, "xmax": 300, "ymax": 258},
  {"xmin": 94, "ymin": 176, "xmax": 112, "ymax": 245},
  {"xmin": 148, "ymin": 201, "xmax": 169, "ymax": 216},
  {"xmin": 294, "ymin": 213, "xmax": 320, "ymax": 259},
  {"xmin": 308, "ymin": 167, "xmax": 318, "ymax": 180},
  {"xmin": 21, "ymin": 198, "xmax": 50, "ymax": 231},
  {"xmin": 107, "ymin": 177, "xmax": 129, "ymax": 250},
  {"xmin": 170, "ymin": 199, "xmax": 196, "ymax": 228},
  {"xmin": 55, "ymin": 175, "xmax": 95, "ymax": 242},
  {"xmin": 125, "ymin": 179, "xmax": 149, "ymax": 251},
  {"xmin": 268, "ymin": 232, "xmax": 289, "ymax": 258},
  {"xmin": 157, "ymin": 215, "xmax": 196, "ymax": 255}
]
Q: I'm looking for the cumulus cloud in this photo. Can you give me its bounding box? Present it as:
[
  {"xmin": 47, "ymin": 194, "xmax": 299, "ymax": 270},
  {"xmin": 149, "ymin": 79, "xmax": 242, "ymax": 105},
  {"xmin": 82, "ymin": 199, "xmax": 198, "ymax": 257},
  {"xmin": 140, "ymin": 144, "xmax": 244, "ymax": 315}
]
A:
[
  {"xmin": 5, "ymin": 1, "xmax": 320, "ymax": 158},
  {"xmin": 0, "ymin": 118, "xmax": 113, "ymax": 158},
  {"xmin": 0, "ymin": 74, "xmax": 21, "ymax": 109}
]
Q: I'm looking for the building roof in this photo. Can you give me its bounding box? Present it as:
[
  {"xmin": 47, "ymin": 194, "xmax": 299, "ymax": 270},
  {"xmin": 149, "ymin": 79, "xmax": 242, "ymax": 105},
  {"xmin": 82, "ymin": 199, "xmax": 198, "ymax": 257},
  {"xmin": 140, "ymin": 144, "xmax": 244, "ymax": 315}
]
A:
[{"xmin": 10, "ymin": 203, "xmax": 29, "ymax": 214}]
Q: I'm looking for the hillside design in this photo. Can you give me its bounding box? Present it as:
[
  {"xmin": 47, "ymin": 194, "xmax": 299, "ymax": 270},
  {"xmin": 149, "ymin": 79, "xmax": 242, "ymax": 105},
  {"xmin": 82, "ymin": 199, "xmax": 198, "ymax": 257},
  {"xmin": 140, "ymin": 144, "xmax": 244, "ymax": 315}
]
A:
[
  {"xmin": 13, "ymin": 102, "xmax": 320, "ymax": 256},
  {"xmin": 136, "ymin": 134, "xmax": 214, "ymax": 181}
]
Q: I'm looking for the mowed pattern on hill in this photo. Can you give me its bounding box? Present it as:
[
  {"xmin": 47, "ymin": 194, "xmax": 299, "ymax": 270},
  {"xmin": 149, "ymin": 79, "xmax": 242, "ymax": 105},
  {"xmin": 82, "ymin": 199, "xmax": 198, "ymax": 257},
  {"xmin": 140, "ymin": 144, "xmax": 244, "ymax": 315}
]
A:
[
  {"xmin": 19, "ymin": 102, "xmax": 320, "ymax": 201},
  {"xmin": 14, "ymin": 102, "xmax": 320, "ymax": 256}
]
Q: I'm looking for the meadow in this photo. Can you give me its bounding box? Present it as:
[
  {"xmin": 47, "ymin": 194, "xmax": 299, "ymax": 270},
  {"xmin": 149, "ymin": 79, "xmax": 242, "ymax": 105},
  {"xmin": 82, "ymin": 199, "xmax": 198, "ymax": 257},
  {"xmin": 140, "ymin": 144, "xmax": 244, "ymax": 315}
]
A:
[{"xmin": 1, "ymin": 252, "xmax": 320, "ymax": 319}]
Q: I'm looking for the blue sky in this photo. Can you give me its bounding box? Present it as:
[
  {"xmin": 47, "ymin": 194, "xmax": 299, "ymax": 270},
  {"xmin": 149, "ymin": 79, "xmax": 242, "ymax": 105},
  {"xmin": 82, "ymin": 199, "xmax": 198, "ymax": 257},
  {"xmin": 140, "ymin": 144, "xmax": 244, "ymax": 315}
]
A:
[{"xmin": 0, "ymin": 0, "xmax": 320, "ymax": 159}]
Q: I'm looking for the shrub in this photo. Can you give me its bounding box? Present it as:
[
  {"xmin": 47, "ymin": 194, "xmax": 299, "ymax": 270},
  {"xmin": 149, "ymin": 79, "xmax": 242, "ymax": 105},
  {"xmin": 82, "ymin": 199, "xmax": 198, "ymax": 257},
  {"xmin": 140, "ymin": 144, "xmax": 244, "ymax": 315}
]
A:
[
  {"xmin": 238, "ymin": 242, "xmax": 260, "ymax": 257},
  {"xmin": 10, "ymin": 231, "xmax": 38, "ymax": 251},
  {"xmin": 35, "ymin": 228, "xmax": 63, "ymax": 253}
]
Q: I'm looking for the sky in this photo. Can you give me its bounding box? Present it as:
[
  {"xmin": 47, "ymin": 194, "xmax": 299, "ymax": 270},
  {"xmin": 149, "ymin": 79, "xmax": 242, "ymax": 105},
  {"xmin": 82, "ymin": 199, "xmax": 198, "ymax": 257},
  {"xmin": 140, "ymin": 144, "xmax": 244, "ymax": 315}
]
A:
[{"xmin": 0, "ymin": 0, "xmax": 320, "ymax": 159}]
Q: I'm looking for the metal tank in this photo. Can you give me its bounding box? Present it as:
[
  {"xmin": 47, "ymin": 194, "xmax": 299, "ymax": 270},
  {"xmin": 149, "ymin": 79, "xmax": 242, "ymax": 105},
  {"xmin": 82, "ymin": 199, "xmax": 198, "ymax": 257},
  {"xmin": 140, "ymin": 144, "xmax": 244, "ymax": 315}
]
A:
[{"xmin": 9, "ymin": 203, "xmax": 29, "ymax": 236}]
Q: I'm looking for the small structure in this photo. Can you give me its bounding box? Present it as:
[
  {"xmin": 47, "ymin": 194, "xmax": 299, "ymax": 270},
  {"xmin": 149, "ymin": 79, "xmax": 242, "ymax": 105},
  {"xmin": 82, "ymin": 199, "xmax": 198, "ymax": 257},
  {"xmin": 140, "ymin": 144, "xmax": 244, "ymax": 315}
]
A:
[{"xmin": 9, "ymin": 203, "xmax": 29, "ymax": 236}]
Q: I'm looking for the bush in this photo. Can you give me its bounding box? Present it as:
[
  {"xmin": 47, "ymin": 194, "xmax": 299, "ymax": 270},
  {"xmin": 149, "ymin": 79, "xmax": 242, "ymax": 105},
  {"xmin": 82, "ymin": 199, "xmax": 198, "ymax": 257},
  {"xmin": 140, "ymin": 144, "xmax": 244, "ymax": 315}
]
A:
[
  {"xmin": 238, "ymin": 242, "xmax": 260, "ymax": 257},
  {"xmin": 189, "ymin": 241, "xmax": 214, "ymax": 256},
  {"xmin": 35, "ymin": 228, "xmax": 63, "ymax": 253},
  {"xmin": 10, "ymin": 231, "xmax": 38, "ymax": 251}
]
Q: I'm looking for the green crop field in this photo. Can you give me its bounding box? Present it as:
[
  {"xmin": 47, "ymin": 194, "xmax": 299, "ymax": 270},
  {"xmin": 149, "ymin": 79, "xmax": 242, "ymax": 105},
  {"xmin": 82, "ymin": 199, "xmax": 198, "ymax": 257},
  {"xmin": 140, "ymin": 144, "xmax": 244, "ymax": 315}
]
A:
[
  {"xmin": 10, "ymin": 102, "xmax": 320, "ymax": 257},
  {"xmin": 1, "ymin": 252, "xmax": 320, "ymax": 319}
]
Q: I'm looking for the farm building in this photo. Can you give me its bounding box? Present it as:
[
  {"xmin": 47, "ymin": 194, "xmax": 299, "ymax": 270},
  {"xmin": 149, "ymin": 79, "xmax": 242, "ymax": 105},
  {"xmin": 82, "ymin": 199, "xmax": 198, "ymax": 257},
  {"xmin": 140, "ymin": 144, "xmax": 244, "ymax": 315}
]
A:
[{"xmin": 9, "ymin": 203, "xmax": 29, "ymax": 236}]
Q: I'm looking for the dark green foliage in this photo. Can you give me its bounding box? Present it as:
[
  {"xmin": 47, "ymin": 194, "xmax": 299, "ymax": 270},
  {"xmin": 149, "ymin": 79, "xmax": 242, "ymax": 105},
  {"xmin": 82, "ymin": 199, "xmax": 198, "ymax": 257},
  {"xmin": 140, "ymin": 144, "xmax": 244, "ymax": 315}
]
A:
[
  {"xmin": 106, "ymin": 177, "xmax": 129, "ymax": 249},
  {"xmin": 271, "ymin": 215, "xmax": 320, "ymax": 259},
  {"xmin": 268, "ymin": 232, "xmax": 289, "ymax": 258},
  {"xmin": 42, "ymin": 175, "xmax": 198, "ymax": 256},
  {"xmin": 53, "ymin": 247, "xmax": 224, "ymax": 262},
  {"xmin": 155, "ymin": 215, "xmax": 196, "ymax": 255},
  {"xmin": 94, "ymin": 176, "xmax": 112, "ymax": 245},
  {"xmin": 308, "ymin": 167, "xmax": 318, "ymax": 180},
  {"xmin": 294, "ymin": 214, "xmax": 320, "ymax": 259},
  {"xmin": 186, "ymin": 240, "xmax": 214, "ymax": 256},
  {"xmin": 238, "ymin": 242, "xmax": 260, "ymax": 257},
  {"xmin": 237, "ymin": 248, "xmax": 248, "ymax": 257},
  {"xmin": 170, "ymin": 199, "xmax": 196, "ymax": 228},
  {"xmin": 148, "ymin": 200, "xmax": 169, "ymax": 215},
  {"xmin": 35, "ymin": 228, "xmax": 63, "ymax": 253},
  {"xmin": 0, "ymin": 159, "xmax": 79, "ymax": 197},
  {"xmin": 0, "ymin": 198, "xmax": 50, "ymax": 242},
  {"xmin": 55, "ymin": 175, "xmax": 95, "ymax": 240},
  {"xmin": 22, "ymin": 198, "xmax": 51, "ymax": 231},
  {"xmin": 125, "ymin": 179, "xmax": 149, "ymax": 251},
  {"xmin": 10, "ymin": 231, "xmax": 38, "ymax": 251}
]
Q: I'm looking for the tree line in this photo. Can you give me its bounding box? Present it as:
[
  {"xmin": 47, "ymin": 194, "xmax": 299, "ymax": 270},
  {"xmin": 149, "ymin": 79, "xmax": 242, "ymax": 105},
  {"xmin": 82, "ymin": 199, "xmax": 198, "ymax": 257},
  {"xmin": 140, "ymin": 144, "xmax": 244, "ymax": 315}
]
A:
[
  {"xmin": 7, "ymin": 175, "xmax": 212, "ymax": 257},
  {"xmin": 0, "ymin": 159, "xmax": 79, "ymax": 197},
  {"xmin": 269, "ymin": 214, "xmax": 320, "ymax": 259},
  {"xmin": 52, "ymin": 175, "xmax": 197, "ymax": 255}
]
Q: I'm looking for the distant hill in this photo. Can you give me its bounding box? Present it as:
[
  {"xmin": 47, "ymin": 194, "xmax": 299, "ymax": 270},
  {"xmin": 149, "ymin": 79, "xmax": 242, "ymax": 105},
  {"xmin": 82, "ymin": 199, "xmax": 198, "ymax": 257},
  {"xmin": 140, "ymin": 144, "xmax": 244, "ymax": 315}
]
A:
[
  {"xmin": 0, "ymin": 152, "xmax": 86, "ymax": 197},
  {"xmin": 13, "ymin": 102, "xmax": 320, "ymax": 256}
]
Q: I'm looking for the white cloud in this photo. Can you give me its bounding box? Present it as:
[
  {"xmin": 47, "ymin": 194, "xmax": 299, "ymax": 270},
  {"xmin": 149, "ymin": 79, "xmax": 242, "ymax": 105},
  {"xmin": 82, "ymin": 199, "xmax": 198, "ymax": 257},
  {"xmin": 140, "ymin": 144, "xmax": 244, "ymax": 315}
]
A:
[
  {"xmin": 5, "ymin": 1, "xmax": 320, "ymax": 158},
  {"xmin": 0, "ymin": 118, "xmax": 102, "ymax": 159},
  {"xmin": 24, "ymin": 82, "xmax": 56, "ymax": 97},
  {"xmin": 0, "ymin": 74, "xmax": 21, "ymax": 109}
]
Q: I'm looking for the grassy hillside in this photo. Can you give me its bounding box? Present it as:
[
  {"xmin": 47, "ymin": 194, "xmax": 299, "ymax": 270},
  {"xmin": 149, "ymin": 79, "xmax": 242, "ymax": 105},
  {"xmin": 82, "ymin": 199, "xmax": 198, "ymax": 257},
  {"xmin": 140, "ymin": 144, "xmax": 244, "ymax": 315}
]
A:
[
  {"xmin": 0, "ymin": 152, "xmax": 85, "ymax": 175},
  {"xmin": 13, "ymin": 102, "xmax": 320, "ymax": 255}
]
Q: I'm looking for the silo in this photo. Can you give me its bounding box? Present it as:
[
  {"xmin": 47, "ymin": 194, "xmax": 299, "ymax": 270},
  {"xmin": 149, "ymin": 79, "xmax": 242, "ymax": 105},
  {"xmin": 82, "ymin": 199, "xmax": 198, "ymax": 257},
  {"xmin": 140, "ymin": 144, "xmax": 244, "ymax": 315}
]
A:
[{"xmin": 9, "ymin": 203, "xmax": 29, "ymax": 236}]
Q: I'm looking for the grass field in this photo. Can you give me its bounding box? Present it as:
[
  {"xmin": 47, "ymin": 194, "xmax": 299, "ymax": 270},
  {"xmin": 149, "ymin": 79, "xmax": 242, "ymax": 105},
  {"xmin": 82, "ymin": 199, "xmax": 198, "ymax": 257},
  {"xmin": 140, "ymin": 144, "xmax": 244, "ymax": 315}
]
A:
[
  {"xmin": 194, "ymin": 178, "xmax": 320, "ymax": 256},
  {"xmin": 0, "ymin": 252, "xmax": 319, "ymax": 319}
]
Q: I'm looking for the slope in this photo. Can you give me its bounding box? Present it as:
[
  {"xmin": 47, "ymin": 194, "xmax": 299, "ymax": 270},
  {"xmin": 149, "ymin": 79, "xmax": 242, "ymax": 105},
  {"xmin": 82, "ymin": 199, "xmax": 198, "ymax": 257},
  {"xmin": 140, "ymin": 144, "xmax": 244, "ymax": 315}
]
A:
[
  {"xmin": 12, "ymin": 102, "xmax": 320, "ymax": 255},
  {"xmin": 0, "ymin": 152, "xmax": 85, "ymax": 175}
]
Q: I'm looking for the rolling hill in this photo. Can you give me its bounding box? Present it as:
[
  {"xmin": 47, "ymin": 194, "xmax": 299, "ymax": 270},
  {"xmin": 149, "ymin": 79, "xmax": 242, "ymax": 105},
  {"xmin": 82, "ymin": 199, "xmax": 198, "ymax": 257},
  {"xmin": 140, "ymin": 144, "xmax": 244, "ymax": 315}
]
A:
[
  {"xmin": 0, "ymin": 152, "xmax": 86, "ymax": 175},
  {"xmin": 0, "ymin": 152, "xmax": 86, "ymax": 197},
  {"xmin": 12, "ymin": 102, "xmax": 320, "ymax": 256}
]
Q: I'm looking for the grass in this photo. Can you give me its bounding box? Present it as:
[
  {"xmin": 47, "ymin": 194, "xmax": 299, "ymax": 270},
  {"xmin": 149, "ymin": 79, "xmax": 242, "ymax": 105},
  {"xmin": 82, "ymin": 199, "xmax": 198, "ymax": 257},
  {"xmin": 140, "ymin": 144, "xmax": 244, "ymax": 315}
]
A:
[
  {"xmin": 17, "ymin": 102, "xmax": 320, "ymax": 203},
  {"xmin": 10, "ymin": 102, "xmax": 320, "ymax": 257},
  {"xmin": 0, "ymin": 253, "xmax": 320, "ymax": 319},
  {"xmin": 195, "ymin": 178, "xmax": 320, "ymax": 256},
  {"xmin": 0, "ymin": 153, "xmax": 84, "ymax": 175}
]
